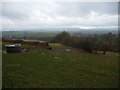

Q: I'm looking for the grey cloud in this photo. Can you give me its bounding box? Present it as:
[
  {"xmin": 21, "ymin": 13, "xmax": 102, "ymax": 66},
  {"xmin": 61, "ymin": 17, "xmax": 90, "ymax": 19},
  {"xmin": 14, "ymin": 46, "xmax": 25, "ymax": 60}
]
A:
[
  {"xmin": 55, "ymin": 2, "xmax": 118, "ymax": 17},
  {"xmin": 1, "ymin": 2, "xmax": 118, "ymax": 30},
  {"xmin": 2, "ymin": 2, "xmax": 31, "ymax": 20}
]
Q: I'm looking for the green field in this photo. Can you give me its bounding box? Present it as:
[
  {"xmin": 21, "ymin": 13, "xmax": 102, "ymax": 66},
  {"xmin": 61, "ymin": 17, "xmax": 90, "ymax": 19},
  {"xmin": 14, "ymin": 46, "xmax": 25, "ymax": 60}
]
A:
[
  {"xmin": 2, "ymin": 31, "xmax": 59, "ymax": 38},
  {"xmin": 2, "ymin": 42, "xmax": 118, "ymax": 88}
]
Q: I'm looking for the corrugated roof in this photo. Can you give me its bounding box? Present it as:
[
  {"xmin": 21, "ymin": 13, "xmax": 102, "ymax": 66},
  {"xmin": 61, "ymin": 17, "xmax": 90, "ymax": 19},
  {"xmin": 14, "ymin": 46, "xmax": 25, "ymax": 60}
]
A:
[{"xmin": 5, "ymin": 44, "xmax": 21, "ymax": 47}]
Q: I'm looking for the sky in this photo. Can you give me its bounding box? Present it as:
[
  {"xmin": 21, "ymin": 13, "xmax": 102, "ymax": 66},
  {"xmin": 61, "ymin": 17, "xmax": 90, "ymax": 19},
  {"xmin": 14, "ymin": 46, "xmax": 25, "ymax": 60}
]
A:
[{"xmin": 1, "ymin": 1, "xmax": 118, "ymax": 31}]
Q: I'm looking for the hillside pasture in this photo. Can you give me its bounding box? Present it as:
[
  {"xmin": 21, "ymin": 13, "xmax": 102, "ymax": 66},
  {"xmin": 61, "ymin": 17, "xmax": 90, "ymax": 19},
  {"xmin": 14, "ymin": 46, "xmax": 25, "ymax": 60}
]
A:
[{"xmin": 2, "ymin": 42, "xmax": 118, "ymax": 88}]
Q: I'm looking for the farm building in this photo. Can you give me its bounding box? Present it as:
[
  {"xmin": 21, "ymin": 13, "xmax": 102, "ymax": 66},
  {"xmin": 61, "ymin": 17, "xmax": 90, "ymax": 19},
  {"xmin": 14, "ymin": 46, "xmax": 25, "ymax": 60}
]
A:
[{"xmin": 5, "ymin": 44, "xmax": 21, "ymax": 53}]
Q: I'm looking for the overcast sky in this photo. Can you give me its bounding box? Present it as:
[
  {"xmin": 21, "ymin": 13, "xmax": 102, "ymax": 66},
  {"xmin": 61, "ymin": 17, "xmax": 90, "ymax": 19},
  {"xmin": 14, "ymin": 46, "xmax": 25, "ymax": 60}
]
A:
[{"xmin": 1, "ymin": 2, "xmax": 118, "ymax": 31}]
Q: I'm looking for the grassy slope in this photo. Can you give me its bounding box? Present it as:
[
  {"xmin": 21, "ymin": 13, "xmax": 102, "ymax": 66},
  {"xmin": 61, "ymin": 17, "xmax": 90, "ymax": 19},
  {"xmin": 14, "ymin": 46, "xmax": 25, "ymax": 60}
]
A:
[{"xmin": 2, "ymin": 42, "xmax": 118, "ymax": 88}]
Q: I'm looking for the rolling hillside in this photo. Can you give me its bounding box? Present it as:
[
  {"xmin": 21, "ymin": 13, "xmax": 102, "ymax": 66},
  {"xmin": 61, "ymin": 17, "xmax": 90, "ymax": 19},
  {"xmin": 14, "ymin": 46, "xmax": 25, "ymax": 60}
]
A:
[{"xmin": 2, "ymin": 42, "xmax": 118, "ymax": 88}]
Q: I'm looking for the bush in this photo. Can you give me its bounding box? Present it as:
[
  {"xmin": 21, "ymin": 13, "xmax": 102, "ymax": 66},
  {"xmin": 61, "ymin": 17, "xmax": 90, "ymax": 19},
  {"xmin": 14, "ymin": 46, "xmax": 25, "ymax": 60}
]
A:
[{"xmin": 51, "ymin": 31, "xmax": 118, "ymax": 54}]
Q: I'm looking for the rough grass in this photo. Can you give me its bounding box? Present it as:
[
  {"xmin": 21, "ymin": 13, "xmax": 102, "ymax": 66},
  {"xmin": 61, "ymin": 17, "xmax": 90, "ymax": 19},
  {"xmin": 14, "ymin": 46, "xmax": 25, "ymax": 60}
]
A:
[
  {"xmin": 0, "ymin": 41, "xmax": 2, "ymax": 89},
  {"xmin": 2, "ymin": 42, "xmax": 118, "ymax": 88},
  {"xmin": 49, "ymin": 43, "xmax": 65, "ymax": 48}
]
